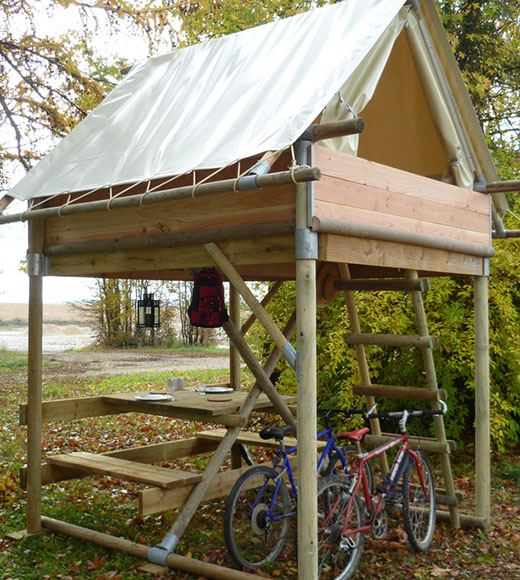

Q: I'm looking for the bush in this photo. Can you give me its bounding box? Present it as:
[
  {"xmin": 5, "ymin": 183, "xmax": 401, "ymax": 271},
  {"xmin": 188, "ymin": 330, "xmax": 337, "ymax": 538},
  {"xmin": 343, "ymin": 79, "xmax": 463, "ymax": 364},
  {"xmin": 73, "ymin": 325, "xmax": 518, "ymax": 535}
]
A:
[{"xmin": 251, "ymin": 273, "xmax": 520, "ymax": 451}]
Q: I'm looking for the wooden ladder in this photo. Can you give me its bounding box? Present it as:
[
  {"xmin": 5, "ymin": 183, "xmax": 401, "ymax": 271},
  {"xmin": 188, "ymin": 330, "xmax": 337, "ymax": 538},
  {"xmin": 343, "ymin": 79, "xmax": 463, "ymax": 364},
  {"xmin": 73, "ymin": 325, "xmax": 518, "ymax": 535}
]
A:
[{"xmin": 338, "ymin": 265, "xmax": 460, "ymax": 528}]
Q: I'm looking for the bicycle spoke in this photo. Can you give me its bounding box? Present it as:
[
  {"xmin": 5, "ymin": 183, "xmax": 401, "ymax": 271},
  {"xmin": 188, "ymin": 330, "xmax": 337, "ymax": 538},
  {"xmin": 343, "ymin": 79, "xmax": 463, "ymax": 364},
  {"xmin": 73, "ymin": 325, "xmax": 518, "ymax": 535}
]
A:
[{"xmin": 317, "ymin": 474, "xmax": 365, "ymax": 580}]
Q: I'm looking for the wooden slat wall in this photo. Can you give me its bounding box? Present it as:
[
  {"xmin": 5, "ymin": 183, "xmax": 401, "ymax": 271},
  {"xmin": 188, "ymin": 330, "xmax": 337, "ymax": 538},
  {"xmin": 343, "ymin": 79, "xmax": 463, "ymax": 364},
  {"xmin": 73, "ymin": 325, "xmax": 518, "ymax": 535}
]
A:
[
  {"xmin": 314, "ymin": 146, "xmax": 491, "ymax": 247},
  {"xmin": 48, "ymin": 235, "xmax": 295, "ymax": 277},
  {"xmin": 319, "ymin": 234, "xmax": 486, "ymax": 276},
  {"xmin": 44, "ymin": 187, "xmax": 295, "ymax": 246}
]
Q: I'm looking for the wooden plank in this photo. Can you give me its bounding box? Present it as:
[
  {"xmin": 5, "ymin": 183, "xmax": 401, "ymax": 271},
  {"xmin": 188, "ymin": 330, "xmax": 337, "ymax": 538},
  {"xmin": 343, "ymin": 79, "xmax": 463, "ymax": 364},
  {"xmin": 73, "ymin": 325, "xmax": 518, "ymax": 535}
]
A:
[
  {"xmin": 364, "ymin": 433, "xmax": 456, "ymax": 453},
  {"xmin": 195, "ymin": 428, "xmax": 327, "ymax": 450},
  {"xmin": 20, "ymin": 396, "xmax": 115, "ymax": 425},
  {"xmin": 334, "ymin": 278, "xmax": 431, "ymax": 292},
  {"xmin": 47, "ymin": 452, "xmax": 202, "ymax": 489},
  {"xmin": 344, "ymin": 333, "xmax": 438, "ymax": 348},
  {"xmin": 49, "ymin": 235, "xmax": 295, "ymax": 277},
  {"xmin": 352, "ymin": 384, "xmax": 447, "ymax": 402},
  {"xmin": 22, "ymin": 438, "xmax": 220, "ymax": 488},
  {"xmin": 319, "ymin": 233, "xmax": 486, "ymax": 277},
  {"xmin": 315, "ymin": 174, "xmax": 490, "ymax": 237},
  {"xmin": 314, "ymin": 146, "xmax": 490, "ymax": 215},
  {"xmin": 315, "ymin": 200, "xmax": 489, "ymax": 247},
  {"xmin": 139, "ymin": 457, "xmax": 299, "ymax": 516},
  {"xmin": 44, "ymin": 186, "xmax": 296, "ymax": 246}
]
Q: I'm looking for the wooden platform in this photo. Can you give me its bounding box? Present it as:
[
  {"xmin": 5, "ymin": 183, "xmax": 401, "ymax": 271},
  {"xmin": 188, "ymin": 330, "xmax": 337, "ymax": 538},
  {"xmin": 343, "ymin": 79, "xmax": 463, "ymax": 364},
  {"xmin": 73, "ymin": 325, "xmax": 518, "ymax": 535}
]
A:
[{"xmin": 47, "ymin": 452, "xmax": 202, "ymax": 489}]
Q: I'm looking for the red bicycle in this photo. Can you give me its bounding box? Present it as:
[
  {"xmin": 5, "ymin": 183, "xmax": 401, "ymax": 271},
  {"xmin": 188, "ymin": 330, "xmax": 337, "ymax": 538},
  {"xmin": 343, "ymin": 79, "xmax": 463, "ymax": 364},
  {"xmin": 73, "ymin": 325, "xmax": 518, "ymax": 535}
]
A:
[{"xmin": 317, "ymin": 401, "xmax": 447, "ymax": 580}]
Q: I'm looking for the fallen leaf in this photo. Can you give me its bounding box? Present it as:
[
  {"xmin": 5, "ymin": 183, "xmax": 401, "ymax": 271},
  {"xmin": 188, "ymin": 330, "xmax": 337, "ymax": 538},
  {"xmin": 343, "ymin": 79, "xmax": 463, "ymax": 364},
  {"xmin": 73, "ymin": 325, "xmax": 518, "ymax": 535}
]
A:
[
  {"xmin": 87, "ymin": 553, "xmax": 106, "ymax": 571},
  {"xmin": 431, "ymin": 564, "xmax": 450, "ymax": 577}
]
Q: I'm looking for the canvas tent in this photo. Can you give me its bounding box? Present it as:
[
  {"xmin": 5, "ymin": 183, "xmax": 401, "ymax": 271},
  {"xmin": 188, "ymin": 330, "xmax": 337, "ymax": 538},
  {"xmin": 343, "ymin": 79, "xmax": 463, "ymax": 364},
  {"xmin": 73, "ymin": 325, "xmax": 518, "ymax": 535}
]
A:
[{"xmin": 1, "ymin": 0, "xmax": 509, "ymax": 578}]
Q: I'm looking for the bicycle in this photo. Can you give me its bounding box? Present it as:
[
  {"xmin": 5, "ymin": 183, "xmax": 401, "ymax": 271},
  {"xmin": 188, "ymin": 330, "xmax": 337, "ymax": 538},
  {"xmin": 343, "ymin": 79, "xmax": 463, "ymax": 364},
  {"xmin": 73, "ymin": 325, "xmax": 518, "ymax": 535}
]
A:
[
  {"xmin": 316, "ymin": 401, "xmax": 448, "ymax": 580},
  {"xmin": 223, "ymin": 407, "xmax": 370, "ymax": 570}
]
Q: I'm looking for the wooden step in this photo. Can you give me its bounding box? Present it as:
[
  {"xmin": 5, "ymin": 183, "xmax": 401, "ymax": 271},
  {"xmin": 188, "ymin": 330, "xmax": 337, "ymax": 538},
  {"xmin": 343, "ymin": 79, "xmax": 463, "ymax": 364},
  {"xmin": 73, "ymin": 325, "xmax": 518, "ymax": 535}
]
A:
[
  {"xmin": 353, "ymin": 384, "xmax": 447, "ymax": 402},
  {"xmin": 344, "ymin": 333, "xmax": 438, "ymax": 349},
  {"xmin": 47, "ymin": 452, "xmax": 202, "ymax": 489},
  {"xmin": 196, "ymin": 428, "xmax": 327, "ymax": 450},
  {"xmin": 334, "ymin": 278, "xmax": 431, "ymax": 293},
  {"xmin": 363, "ymin": 433, "xmax": 456, "ymax": 454}
]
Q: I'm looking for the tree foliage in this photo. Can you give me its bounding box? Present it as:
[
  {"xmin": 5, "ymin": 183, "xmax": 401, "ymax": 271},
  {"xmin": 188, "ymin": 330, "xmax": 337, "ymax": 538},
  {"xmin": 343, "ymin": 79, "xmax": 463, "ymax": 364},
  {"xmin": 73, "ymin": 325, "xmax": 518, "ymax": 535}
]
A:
[
  {"xmin": 0, "ymin": 0, "xmax": 180, "ymax": 194},
  {"xmin": 436, "ymin": 1, "xmax": 520, "ymax": 167},
  {"xmin": 2, "ymin": 1, "xmax": 520, "ymax": 447}
]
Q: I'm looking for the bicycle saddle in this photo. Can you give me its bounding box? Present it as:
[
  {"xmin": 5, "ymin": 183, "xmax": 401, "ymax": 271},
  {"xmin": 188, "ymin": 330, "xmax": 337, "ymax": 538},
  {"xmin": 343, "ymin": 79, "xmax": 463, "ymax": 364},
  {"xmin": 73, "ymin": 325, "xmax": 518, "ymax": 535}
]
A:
[
  {"xmin": 337, "ymin": 427, "xmax": 369, "ymax": 442},
  {"xmin": 259, "ymin": 425, "xmax": 294, "ymax": 441}
]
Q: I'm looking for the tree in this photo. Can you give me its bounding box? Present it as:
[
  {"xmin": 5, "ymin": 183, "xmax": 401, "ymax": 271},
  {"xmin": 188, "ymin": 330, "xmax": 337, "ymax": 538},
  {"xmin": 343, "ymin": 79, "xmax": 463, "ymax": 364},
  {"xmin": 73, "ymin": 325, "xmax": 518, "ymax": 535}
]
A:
[
  {"xmin": 0, "ymin": 0, "xmax": 180, "ymax": 194},
  {"xmin": 436, "ymin": 1, "xmax": 520, "ymax": 173}
]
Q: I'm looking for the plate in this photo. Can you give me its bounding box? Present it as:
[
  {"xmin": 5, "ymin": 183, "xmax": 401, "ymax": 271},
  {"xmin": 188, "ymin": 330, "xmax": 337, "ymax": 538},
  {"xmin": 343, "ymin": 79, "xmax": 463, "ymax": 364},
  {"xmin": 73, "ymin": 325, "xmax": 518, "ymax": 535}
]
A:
[
  {"xmin": 135, "ymin": 393, "xmax": 174, "ymax": 402},
  {"xmin": 202, "ymin": 386, "xmax": 234, "ymax": 394}
]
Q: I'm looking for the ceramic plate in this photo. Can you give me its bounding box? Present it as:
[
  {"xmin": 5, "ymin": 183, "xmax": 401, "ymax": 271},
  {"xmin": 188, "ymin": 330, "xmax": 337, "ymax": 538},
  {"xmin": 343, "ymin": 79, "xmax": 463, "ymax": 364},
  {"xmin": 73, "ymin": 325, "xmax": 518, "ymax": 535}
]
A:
[
  {"xmin": 202, "ymin": 386, "xmax": 234, "ymax": 394},
  {"xmin": 135, "ymin": 393, "xmax": 174, "ymax": 401}
]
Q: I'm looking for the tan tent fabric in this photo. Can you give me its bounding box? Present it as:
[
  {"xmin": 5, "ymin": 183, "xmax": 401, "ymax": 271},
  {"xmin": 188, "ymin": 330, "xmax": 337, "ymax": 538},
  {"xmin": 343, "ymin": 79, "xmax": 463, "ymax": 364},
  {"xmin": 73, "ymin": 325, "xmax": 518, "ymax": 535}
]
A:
[{"xmin": 320, "ymin": 7, "xmax": 409, "ymax": 156}]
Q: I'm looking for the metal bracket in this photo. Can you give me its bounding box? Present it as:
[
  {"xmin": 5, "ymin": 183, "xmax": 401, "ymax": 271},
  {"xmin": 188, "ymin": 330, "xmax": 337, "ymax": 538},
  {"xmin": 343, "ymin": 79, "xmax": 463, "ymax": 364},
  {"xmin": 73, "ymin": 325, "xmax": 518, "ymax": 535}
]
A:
[
  {"xmin": 27, "ymin": 253, "xmax": 50, "ymax": 276},
  {"xmin": 295, "ymin": 228, "xmax": 318, "ymax": 260},
  {"xmin": 283, "ymin": 342, "xmax": 297, "ymax": 370},
  {"xmin": 147, "ymin": 532, "xmax": 179, "ymax": 566}
]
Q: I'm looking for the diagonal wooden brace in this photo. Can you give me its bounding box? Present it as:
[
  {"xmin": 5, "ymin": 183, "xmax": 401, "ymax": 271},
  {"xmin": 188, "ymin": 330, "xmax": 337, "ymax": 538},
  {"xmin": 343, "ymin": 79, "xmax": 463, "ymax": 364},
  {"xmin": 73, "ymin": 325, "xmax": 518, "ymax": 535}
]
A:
[
  {"xmin": 204, "ymin": 242, "xmax": 297, "ymax": 369},
  {"xmin": 153, "ymin": 311, "xmax": 297, "ymax": 559},
  {"xmin": 222, "ymin": 319, "xmax": 297, "ymax": 430}
]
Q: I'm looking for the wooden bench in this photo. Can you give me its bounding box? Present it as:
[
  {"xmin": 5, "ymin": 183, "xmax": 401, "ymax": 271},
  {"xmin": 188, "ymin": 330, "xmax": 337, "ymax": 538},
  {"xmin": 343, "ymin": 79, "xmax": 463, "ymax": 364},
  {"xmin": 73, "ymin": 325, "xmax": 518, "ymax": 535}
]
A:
[
  {"xmin": 47, "ymin": 452, "xmax": 202, "ymax": 489},
  {"xmin": 195, "ymin": 428, "xmax": 327, "ymax": 450}
]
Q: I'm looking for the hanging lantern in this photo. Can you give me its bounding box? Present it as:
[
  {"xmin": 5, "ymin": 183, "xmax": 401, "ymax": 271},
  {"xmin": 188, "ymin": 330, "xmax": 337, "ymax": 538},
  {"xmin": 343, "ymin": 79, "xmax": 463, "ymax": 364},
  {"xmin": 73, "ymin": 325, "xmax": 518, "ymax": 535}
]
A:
[{"xmin": 137, "ymin": 292, "xmax": 160, "ymax": 328}]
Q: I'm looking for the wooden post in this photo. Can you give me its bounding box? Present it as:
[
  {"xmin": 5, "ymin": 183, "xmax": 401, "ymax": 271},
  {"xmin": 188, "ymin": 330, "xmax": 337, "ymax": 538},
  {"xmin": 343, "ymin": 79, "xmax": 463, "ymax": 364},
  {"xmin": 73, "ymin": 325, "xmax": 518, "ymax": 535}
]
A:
[
  {"xmin": 229, "ymin": 284, "xmax": 241, "ymax": 390},
  {"xmin": 41, "ymin": 517, "xmax": 257, "ymax": 580},
  {"xmin": 295, "ymin": 141, "xmax": 318, "ymax": 579},
  {"xmin": 474, "ymin": 274, "xmax": 490, "ymax": 526},
  {"xmin": 406, "ymin": 270, "xmax": 460, "ymax": 528},
  {"xmin": 26, "ymin": 219, "xmax": 44, "ymax": 533}
]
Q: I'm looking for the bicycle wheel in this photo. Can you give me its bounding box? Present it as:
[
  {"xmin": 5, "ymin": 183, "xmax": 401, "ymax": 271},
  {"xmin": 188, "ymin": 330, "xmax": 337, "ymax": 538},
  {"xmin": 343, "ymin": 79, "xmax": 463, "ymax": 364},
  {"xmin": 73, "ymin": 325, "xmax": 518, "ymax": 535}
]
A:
[
  {"xmin": 224, "ymin": 465, "xmax": 293, "ymax": 569},
  {"xmin": 324, "ymin": 447, "xmax": 374, "ymax": 496},
  {"xmin": 317, "ymin": 474, "xmax": 365, "ymax": 580},
  {"xmin": 402, "ymin": 450, "xmax": 436, "ymax": 552}
]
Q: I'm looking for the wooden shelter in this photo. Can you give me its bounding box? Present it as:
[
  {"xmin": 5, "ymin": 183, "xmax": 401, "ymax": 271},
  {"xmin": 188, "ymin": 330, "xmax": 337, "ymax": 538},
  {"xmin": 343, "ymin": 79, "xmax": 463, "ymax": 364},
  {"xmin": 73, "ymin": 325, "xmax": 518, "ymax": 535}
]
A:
[{"xmin": 1, "ymin": 1, "xmax": 512, "ymax": 578}]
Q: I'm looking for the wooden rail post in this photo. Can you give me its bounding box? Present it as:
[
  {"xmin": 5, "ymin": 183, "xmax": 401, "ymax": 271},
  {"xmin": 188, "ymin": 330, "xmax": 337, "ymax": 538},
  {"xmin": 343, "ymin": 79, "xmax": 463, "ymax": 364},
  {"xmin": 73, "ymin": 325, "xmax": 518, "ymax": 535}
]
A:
[
  {"xmin": 474, "ymin": 274, "xmax": 490, "ymax": 526},
  {"xmin": 295, "ymin": 140, "xmax": 318, "ymax": 579},
  {"xmin": 406, "ymin": 270, "xmax": 460, "ymax": 528},
  {"xmin": 229, "ymin": 284, "xmax": 241, "ymax": 390},
  {"xmin": 26, "ymin": 219, "xmax": 45, "ymax": 534}
]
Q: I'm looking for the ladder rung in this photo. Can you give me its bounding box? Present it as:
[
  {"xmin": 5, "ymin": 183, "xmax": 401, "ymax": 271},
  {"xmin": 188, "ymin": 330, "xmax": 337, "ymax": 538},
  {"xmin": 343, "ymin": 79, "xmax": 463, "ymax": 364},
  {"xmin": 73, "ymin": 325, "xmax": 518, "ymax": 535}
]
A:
[
  {"xmin": 334, "ymin": 278, "xmax": 431, "ymax": 293},
  {"xmin": 344, "ymin": 333, "xmax": 438, "ymax": 349},
  {"xmin": 353, "ymin": 384, "xmax": 446, "ymax": 402},
  {"xmin": 363, "ymin": 433, "xmax": 456, "ymax": 454}
]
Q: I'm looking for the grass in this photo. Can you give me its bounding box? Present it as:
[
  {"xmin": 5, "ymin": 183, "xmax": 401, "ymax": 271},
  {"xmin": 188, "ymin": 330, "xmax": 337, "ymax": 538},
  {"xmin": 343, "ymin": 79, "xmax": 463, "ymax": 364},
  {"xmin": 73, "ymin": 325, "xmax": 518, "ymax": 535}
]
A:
[
  {"xmin": 0, "ymin": 349, "xmax": 519, "ymax": 580},
  {"xmin": 0, "ymin": 348, "xmax": 27, "ymax": 369}
]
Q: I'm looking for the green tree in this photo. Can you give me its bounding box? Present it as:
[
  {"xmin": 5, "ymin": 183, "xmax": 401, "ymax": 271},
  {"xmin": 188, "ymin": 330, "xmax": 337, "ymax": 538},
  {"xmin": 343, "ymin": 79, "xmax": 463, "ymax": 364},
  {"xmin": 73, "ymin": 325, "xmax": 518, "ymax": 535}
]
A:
[
  {"xmin": 0, "ymin": 0, "xmax": 180, "ymax": 194},
  {"xmin": 436, "ymin": 1, "xmax": 520, "ymax": 168}
]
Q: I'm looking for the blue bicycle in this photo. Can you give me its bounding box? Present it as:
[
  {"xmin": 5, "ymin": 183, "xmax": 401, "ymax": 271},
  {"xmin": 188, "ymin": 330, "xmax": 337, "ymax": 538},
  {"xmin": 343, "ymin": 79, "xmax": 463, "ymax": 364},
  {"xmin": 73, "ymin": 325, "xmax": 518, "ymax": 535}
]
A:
[{"xmin": 223, "ymin": 408, "xmax": 373, "ymax": 570}]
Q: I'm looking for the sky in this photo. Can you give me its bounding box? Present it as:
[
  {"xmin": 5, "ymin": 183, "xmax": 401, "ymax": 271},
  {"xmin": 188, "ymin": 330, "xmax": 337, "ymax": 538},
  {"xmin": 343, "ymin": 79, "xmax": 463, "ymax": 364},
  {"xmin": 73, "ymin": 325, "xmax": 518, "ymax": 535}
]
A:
[
  {"xmin": 0, "ymin": 3, "xmax": 157, "ymax": 305},
  {"xmin": 0, "ymin": 218, "xmax": 96, "ymax": 304}
]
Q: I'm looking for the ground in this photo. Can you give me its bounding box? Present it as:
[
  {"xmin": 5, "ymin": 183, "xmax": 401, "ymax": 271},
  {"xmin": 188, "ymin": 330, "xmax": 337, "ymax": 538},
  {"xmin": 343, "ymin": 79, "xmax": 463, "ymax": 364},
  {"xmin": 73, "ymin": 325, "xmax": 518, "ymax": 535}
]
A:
[{"xmin": 0, "ymin": 345, "xmax": 518, "ymax": 580}]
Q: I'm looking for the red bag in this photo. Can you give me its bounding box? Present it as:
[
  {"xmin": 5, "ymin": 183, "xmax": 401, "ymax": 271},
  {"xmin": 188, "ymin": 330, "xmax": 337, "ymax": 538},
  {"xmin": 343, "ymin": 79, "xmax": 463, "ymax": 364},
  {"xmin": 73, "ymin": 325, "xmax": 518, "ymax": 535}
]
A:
[{"xmin": 188, "ymin": 269, "xmax": 229, "ymax": 328}]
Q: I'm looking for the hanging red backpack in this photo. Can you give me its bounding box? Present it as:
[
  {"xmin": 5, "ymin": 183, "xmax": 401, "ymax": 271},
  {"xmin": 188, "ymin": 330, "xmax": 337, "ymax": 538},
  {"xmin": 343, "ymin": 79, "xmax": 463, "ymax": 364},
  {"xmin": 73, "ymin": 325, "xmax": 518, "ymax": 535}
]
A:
[{"xmin": 188, "ymin": 269, "xmax": 229, "ymax": 328}]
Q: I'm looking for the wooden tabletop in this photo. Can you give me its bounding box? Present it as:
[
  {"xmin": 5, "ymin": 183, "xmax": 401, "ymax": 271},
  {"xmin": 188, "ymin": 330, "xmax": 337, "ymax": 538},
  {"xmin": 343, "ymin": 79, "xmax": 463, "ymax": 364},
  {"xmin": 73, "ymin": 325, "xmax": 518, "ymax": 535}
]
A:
[{"xmin": 101, "ymin": 389, "xmax": 296, "ymax": 427}]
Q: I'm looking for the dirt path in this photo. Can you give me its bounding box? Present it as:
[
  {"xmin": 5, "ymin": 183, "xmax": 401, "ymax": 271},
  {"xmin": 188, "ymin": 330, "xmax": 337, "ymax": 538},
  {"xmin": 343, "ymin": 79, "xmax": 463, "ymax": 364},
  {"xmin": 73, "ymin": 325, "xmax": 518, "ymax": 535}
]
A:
[
  {"xmin": 0, "ymin": 348, "xmax": 229, "ymax": 387},
  {"xmin": 51, "ymin": 349, "xmax": 229, "ymax": 377}
]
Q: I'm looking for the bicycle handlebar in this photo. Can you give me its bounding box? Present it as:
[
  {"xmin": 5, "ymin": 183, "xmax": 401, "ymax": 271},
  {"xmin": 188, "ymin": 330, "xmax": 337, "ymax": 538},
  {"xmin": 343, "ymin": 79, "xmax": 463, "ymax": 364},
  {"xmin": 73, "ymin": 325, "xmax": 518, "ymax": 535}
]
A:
[
  {"xmin": 317, "ymin": 407, "xmax": 365, "ymax": 419},
  {"xmin": 367, "ymin": 400, "xmax": 448, "ymax": 431}
]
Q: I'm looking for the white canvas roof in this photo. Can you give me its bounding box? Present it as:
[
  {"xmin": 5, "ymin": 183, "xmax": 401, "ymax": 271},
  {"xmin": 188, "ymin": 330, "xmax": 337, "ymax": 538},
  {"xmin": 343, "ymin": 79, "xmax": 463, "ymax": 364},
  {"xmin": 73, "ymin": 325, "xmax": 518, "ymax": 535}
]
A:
[{"xmin": 9, "ymin": 0, "xmax": 406, "ymax": 201}]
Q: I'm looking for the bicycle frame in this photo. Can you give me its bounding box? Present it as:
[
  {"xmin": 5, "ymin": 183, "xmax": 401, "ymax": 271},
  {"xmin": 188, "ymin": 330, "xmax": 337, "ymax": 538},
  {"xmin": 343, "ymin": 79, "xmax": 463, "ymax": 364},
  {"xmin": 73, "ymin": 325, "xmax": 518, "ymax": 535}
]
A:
[
  {"xmin": 340, "ymin": 432, "xmax": 427, "ymax": 537},
  {"xmin": 262, "ymin": 426, "xmax": 349, "ymax": 524}
]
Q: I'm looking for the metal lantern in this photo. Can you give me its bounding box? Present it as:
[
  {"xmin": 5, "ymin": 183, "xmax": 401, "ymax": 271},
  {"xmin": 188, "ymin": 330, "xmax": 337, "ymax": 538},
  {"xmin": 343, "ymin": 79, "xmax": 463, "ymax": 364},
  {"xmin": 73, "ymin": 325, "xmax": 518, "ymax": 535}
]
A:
[{"xmin": 136, "ymin": 292, "xmax": 160, "ymax": 328}]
